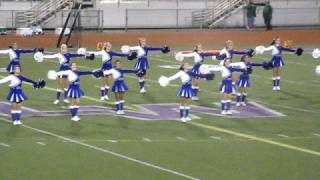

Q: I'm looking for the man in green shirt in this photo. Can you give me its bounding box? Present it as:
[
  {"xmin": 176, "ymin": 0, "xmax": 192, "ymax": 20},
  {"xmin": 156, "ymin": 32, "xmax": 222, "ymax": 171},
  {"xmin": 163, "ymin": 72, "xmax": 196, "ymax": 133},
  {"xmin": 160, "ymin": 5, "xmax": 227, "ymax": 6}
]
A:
[
  {"xmin": 245, "ymin": 0, "xmax": 256, "ymax": 30},
  {"xmin": 263, "ymin": 1, "xmax": 273, "ymax": 30}
]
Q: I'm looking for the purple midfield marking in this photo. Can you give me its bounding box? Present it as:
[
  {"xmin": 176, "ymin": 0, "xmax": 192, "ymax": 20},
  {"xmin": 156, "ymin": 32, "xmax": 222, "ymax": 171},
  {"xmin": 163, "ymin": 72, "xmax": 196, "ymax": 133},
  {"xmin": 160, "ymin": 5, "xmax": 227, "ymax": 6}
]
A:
[{"xmin": 0, "ymin": 101, "xmax": 284, "ymax": 121}]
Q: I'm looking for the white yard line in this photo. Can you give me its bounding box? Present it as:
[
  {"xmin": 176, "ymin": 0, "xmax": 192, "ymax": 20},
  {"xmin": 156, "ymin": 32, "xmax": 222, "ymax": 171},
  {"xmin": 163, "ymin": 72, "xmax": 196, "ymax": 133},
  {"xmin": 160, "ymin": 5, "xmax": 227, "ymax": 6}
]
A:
[
  {"xmin": 277, "ymin": 134, "xmax": 289, "ymax": 138},
  {"xmin": 176, "ymin": 137, "xmax": 186, "ymax": 141},
  {"xmin": 142, "ymin": 138, "xmax": 152, "ymax": 142},
  {"xmin": 0, "ymin": 143, "xmax": 10, "ymax": 147},
  {"xmin": 313, "ymin": 133, "xmax": 320, "ymax": 137},
  {"xmin": 0, "ymin": 117, "xmax": 198, "ymax": 180},
  {"xmin": 36, "ymin": 142, "xmax": 47, "ymax": 146},
  {"xmin": 107, "ymin": 139, "xmax": 118, "ymax": 143},
  {"xmin": 209, "ymin": 136, "xmax": 221, "ymax": 140}
]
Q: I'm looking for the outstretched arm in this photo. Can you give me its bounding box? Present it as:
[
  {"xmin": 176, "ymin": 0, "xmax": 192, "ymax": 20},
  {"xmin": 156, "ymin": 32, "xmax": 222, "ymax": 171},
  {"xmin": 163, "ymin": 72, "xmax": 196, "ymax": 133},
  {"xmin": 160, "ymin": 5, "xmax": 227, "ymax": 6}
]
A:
[
  {"xmin": 16, "ymin": 49, "xmax": 36, "ymax": 54},
  {"xmin": 87, "ymin": 50, "xmax": 103, "ymax": 57},
  {"xmin": 77, "ymin": 70, "xmax": 95, "ymax": 76},
  {"xmin": 280, "ymin": 46, "xmax": 296, "ymax": 53},
  {"xmin": 249, "ymin": 62, "xmax": 264, "ymax": 67},
  {"xmin": 67, "ymin": 53, "xmax": 85, "ymax": 59},
  {"xmin": 110, "ymin": 51, "xmax": 128, "ymax": 57},
  {"xmin": 120, "ymin": 69, "xmax": 138, "ymax": 74},
  {"xmin": 167, "ymin": 71, "xmax": 183, "ymax": 81},
  {"xmin": 0, "ymin": 49, "xmax": 11, "ymax": 55},
  {"xmin": 145, "ymin": 46, "xmax": 163, "ymax": 51},
  {"xmin": 43, "ymin": 53, "xmax": 60, "ymax": 59},
  {"xmin": 19, "ymin": 75, "xmax": 36, "ymax": 84},
  {"xmin": 0, "ymin": 76, "xmax": 12, "ymax": 84}
]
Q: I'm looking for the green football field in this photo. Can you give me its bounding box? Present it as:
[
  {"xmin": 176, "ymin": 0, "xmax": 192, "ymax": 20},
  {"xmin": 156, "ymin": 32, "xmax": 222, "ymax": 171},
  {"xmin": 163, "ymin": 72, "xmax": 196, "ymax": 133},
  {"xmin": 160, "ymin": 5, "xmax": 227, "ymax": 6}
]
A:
[{"xmin": 0, "ymin": 45, "xmax": 320, "ymax": 180}]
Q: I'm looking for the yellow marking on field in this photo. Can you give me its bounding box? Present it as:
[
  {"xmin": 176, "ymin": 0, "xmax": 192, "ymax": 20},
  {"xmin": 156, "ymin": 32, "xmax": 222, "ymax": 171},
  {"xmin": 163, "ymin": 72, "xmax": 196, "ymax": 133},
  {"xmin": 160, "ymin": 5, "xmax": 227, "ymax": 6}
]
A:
[{"xmin": 190, "ymin": 121, "xmax": 320, "ymax": 157}]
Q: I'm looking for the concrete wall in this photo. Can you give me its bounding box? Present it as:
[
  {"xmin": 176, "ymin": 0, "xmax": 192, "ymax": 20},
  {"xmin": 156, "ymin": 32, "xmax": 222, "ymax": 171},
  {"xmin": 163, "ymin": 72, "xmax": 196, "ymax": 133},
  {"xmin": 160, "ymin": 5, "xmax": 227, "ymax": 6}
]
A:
[{"xmin": 0, "ymin": 0, "xmax": 319, "ymax": 29}]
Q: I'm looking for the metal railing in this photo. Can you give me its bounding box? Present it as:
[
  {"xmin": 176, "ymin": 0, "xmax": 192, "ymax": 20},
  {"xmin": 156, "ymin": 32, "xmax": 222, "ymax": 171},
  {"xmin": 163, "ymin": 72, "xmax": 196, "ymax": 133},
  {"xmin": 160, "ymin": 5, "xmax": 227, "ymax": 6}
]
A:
[{"xmin": 15, "ymin": 0, "xmax": 73, "ymax": 27}]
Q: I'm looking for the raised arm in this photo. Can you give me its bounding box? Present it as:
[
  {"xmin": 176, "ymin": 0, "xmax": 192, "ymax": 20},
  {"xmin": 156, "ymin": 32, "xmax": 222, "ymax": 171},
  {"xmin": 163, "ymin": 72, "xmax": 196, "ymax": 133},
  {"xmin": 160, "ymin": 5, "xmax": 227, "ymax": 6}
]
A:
[{"xmin": 249, "ymin": 62, "xmax": 264, "ymax": 67}]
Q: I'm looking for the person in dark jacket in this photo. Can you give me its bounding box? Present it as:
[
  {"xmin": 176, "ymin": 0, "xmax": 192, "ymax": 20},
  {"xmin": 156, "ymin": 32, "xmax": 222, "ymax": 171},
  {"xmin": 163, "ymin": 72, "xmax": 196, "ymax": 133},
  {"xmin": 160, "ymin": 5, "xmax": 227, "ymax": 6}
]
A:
[
  {"xmin": 263, "ymin": 1, "xmax": 273, "ymax": 30},
  {"xmin": 245, "ymin": 0, "xmax": 256, "ymax": 30}
]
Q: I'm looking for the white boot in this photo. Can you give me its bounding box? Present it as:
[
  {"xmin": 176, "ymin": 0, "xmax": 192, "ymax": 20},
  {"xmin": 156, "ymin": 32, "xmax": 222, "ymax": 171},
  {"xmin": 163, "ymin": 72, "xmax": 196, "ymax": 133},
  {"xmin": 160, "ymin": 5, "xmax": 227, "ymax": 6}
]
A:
[
  {"xmin": 71, "ymin": 116, "xmax": 80, "ymax": 121},
  {"xmin": 53, "ymin": 100, "xmax": 60, "ymax": 105}
]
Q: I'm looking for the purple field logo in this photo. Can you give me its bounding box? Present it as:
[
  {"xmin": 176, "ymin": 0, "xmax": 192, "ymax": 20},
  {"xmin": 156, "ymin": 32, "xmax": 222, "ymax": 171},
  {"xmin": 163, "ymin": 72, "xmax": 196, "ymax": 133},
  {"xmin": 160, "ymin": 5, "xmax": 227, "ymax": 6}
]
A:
[{"xmin": 0, "ymin": 101, "xmax": 284, "ymax": 121}]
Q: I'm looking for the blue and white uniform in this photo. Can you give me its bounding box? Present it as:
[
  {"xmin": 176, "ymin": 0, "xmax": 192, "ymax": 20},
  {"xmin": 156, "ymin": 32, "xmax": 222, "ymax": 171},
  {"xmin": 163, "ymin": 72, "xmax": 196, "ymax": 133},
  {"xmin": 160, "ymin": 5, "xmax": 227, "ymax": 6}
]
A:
[
  {"xmin": 0, "ymin": 74, "xmax": 36, "ymax": 102},
  {"xmin": 263, "ymin": 45, "xmax": 295, "ymax": 67},
  {"xmin": 0, "ymin": 48, "xmax": 35, "ymax": 73},
  {"xmin": 128, "ymin": 46, "xmax": 163, "ymax": 71},
  {"xmin": 89, "ymin": 50, "xmax": 128, "ymax": 99},
  {"xmin": 90, "ymin": 50, "xmax": 128, "ymax": 73},
  {"xmin": 236, "ymin": 62, "xmax": 263, "ymax": 88},
  {"xmin": 105, "ymin": 68, "xmax": 137, "ymax": 93},
  {"xmin": 167, "ymin": 70, "xmax": 194, "ymax": 98},
  {"xmin": 104, "ymin": 68, "xmax": 138, "ymax": 112},
  {"xmin": 65, "ymin": 70, "xmax": 94, "ymax": 99},
  {"xmin": 219, "ymin": 48, "xmax": 248, "ymax": 61},
  {"xmin": 43, "ymin": 53, "xmax": 84, "ymax": 78}
]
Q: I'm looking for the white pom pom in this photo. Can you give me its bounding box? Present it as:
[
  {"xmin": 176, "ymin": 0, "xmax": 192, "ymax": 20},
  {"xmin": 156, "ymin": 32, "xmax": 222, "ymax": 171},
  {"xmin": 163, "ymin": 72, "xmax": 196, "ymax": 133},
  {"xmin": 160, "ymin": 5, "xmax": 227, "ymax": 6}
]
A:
[
  {"xmin": 77, "ymin": 48, "xmax": 86, "ymax": 55},
  {"xmin": 199, "ymin": 65, "xmax": 210, "ymax": 74},
  {"xmin": 175, "ymin": 52, "xmax": 184, "ymax": 62},
  {"xmin": 315, "ymin": 65, "xmax": 320, "ymax": 76},
  {"xmin": 255, "ymin": 46, "xmax": 265, "ymax": 55},
  {"xmin": 34, "ymin": 52, "xmax": 44, "ymax": 62},
  {"xmin": 47, "ymin": 70, "xmax": 57, "ymax": 80},
  {"xmin": 158, "ymin": 76, "xmax": 170, "ymax": 87},
  {"xmin": 312, "ymin": 49, "xmax": 320, "ymax": 59},
  {"xmin": 121, "ymin": 45, "xmax": 130, "ymax": 54},
  {"xmin": 212, "ymin": 56, "xmax": 217, "ymax": 60}
]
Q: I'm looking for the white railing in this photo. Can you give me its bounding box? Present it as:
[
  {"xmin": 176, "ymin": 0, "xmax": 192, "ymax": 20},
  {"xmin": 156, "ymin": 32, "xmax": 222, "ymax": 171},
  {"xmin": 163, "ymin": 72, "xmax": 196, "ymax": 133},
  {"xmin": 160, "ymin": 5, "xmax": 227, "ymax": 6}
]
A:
[
  {"xmin": 15, "ymin": 0, "xmax": 73, "ymax": 27},
  {"xmin": 192, "ymin": 0, "xmax": 245, "ymax": 28}
]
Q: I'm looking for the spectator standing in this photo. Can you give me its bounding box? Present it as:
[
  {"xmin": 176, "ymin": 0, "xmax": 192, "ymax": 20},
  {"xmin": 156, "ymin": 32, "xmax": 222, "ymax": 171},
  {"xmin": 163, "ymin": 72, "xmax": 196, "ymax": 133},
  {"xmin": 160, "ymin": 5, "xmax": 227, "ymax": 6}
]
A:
[
  {"xmin": 263, "ymin": 1, "xmax": 273, "ymax": 30},
  {"xmin": 245, "ymin": 0, "xmax": 257, "ymax": 30}
]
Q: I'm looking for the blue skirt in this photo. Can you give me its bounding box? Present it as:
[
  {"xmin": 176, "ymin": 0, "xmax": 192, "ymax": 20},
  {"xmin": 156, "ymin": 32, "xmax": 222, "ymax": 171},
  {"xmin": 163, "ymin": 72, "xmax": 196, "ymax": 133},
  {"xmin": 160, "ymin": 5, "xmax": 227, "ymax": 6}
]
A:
[
  {"xmin": 6, "ymin": 60, "xmax": 20, "ymax": 74},
  {"xmin": 236, "ymin": 75, "xmax": 250, "ymax": 87},
  {"xmin": 134, "ymin": 57, "xmax": 149, "ymax": 70},
  {"xmin": 7, "ymin": 88, "xmax": 28, "ymax": 102},
  {"xmin": 177, "ymin": 83, "xmax": 193, "ymax": 98},
  {"xmin": 271, "ymin": 56, "xmax": 284, "ymax": 67},
  {"xmin": 112, "ymin": 80, "xmax": 128, "ymax": 92},
  {"xmin": 190, "ymin": 63, "xmax": 202, "ymax": 78},
  {"xmin": 219, "ymin": 79, "xmax": 233, "ymax": 94},
  {"xmin": 67, "ymin": 85, "xmax": 84, "ymax": 98}
]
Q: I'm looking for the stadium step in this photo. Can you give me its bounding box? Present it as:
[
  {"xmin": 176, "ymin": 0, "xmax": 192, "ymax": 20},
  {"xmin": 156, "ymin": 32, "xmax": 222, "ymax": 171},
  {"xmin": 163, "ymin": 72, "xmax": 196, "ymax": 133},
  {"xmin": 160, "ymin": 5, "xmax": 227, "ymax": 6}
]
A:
[
  {"xmin": 191, "ymin": 0, "xmax": 246, "ymax": 28},
  {"xmin": 15, "ymin": 0, "xmax": 74, "ymax": 27}
]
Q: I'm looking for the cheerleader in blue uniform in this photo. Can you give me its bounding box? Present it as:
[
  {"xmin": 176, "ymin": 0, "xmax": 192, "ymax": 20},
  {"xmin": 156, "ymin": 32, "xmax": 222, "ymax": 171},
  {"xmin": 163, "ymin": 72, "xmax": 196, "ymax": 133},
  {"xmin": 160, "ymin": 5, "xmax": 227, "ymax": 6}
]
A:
[
  {"xmin": 88, "ymin": 42, "xmax": 130, "ymax": 101},
  {"xmin": 104, "ymin": 60, "xmax": 145, "ymax": 115},
  {"xmin": 0, "ymin": 66, "xmax": 45, "ymax": 125},
  {"xmin": 258, "ymin": 37, "xmax": 303, "ymax": 91},
  {"xmin": 122, "ymin": 38, "xmax": 169, "ymax": 94},
  {"xmin": 175, "ymin": 44, "xmax": 222, "ymax": 101},
  {"xmin": 55, "ymin": 62, "xmax": 101, "ymax": 121},
  {"xmin": 41, "ymin": 44, "xmax": 85, "ymax": 104},
  {"xmin": 235, "ymin": 55, "xmax": 264, "ymax": 106},
  {"xmin": 159, "ymin": 63, "xmax": 214, "ymax": 122},
  {"xmin": 219, "ymin": 59, "xmax": 248, "ymax": 115},
  {"xmin": 0, "ymin": 42, "xmax": 38, "ymax": 74},
  {"xmin": 219, "ymin": 40, "xmax": 255, "ymax": 94}
]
